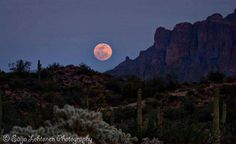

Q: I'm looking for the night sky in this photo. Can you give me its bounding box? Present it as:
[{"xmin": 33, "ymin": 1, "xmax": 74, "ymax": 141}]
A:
[{"xmin": 0, "ymin": 0, "xmax": 236, "ymax": 72}]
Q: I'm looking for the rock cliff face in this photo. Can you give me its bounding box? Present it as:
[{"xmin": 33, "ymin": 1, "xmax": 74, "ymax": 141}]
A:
[{"xmin": 107, "ymin": 10, "xmax": 236, "ymax": 81}]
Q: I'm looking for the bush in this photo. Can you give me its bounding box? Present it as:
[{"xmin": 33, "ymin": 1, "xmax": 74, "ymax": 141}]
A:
[
  {"xmin": 206, "ymin": 72, "xmax": 225, "ymax": 83},
  {"xmin": 9, "ymin": 105, "xmax": 138, "ymax": 144},
  {"xmin": 47, "ymin": 62, "xmax": 63, "ymax": 70},
  {"xmin": 8, "ymin": 59, "xmax": 31, "ymax": 73}
]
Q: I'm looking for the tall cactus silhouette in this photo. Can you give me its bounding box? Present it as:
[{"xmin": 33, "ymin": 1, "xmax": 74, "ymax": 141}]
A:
[
  {"xmin": 37, "ymin": 60, "xmax": 43, "ymax": 124},
  {"xmin": 37, "ymin": 60, "xmax": 42, "ymax": 82},
  {"xmin": 213, "ymin": 88, "xmax": 221, "ymax": 144},
  {"xmin": 137, "ymin": 88, "xmax": 143, "ymax": 139}
]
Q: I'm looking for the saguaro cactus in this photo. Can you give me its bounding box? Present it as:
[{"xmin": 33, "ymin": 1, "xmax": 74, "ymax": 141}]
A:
[
  {"xmin": 37, "ymin": 60, "xmax": 43, "ymax": 125},
  {"xmin": 213, "ymin": 88, "xmax": 221, "ymax": 144},
  {"xmin": 37, "ymin": 60, "xmax": 42, "ymax": 82},
  {"xmin": 137, "ymin": 88, "xmax": 143, "ymax": 139}
]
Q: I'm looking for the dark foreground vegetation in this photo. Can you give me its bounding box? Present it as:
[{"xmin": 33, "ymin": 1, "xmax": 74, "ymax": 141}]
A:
[{"xmin": 0, "ymin": 59, "xmax": 236, "ymax": 144}]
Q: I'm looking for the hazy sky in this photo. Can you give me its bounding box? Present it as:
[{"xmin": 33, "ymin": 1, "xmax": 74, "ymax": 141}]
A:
[{"xmin": 0, "ymin": 0, "xmax": 235, "ymax": 72}]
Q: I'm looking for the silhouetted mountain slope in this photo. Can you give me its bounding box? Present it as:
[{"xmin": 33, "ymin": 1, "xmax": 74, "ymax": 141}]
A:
[{"xmin": 107, "ymin": 9, "xmax": 236, "ymax": 81}]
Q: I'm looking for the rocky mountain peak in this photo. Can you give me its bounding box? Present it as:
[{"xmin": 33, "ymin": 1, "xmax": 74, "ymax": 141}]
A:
[
  {"xmin": 107, "ymin": 10, "xmax": 236, "ymax": 81},
  {"xmin": 125, "ymin": 56, "xmax": 131, "ymax": 61},
  {"xmin": 225, "ymin": 10, "xmax": 236, "ymax": 22},
  {"xmin": 206, "ymin": 13, "xmax": 223, "ymax": 21},
  {"xmin": 154, "ymin": 27, "xmax": 171, "ymax": 42},
  {"xmin": 174, "ymin": 22, "xmax": 193, "ymax": 30}
]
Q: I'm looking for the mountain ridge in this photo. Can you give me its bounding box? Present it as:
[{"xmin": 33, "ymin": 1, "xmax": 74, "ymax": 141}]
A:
[{"xmin": 107, "ymin": 9, "xmax": 236, "ymax": 81}]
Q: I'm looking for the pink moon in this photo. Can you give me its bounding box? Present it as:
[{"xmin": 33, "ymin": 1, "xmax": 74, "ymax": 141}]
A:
[{"xmin": 94, "ymin": 43, "xmax": 112, "ymax": 61}]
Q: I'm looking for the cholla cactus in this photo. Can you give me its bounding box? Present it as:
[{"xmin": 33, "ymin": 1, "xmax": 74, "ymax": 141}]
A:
[
  {"xmin": 141, "ymin": 138, "xmax": 162, "ymax": 144},
  {"xmin": 10, "ymin": 105, "xmax": 137, "ymax": 144}
]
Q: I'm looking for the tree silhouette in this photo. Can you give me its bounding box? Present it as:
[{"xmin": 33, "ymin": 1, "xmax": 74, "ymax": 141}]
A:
[{"xmin": 8, "ymin": 59, "xmax": 31, "ymax": 73}]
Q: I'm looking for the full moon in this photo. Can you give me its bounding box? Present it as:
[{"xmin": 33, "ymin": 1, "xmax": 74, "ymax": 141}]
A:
[{"xmin": 94, "ymin": 43, "xmax": 112, "ymax": 61}]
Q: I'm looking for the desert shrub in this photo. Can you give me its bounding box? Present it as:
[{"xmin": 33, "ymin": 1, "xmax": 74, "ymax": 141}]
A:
[
  {"xmin": 112, "ymin": 107, "xmax": 135, "ymax": 123},
  {"xmin": 183, "ymin": 95, "xmax": 196, "ymax": 113},
  {"xmin": 144, "ymin": 78, "xmax": 166, "ymax": 98},
  {"xmin": 162, "ymin": 99, "xmax": 213, "ymax": 144},
  {"xmin": 165, "ymin": 73, "xmax": 179, "ymax": 90},
  {"xmin": 224, "ymin": 76, "xmax": 236, "ymax": 83},
  {"xmin": 0, "ymin": 69, "xmax": 5, "ymax": 75},
  {"xmin": 105, "ymin": 78, "xmax": 123, "ymax": 93},
  {"xmin": 8, "ymin": 59, "xmax": 31, "ymax": 73},
  {"xmin": 206, "ymin": 72, "xmax": 225, "ymax": 83},
  {"xmin": 222, "ymin": 85, "xmax": 236, "ymax": 142},
  {"xmin": 163, "ymin": 119, "xmax": 209, "ymax": 144},
  {"xmin": 142, "ymin": 109, "xmax": 160, "ymax": 139},
  {"xmin": 62, "ymin": 84, "xmax": 84, "ymax": 106},
  {"xmin": 9, "ymin": 105, "xmax": 138, "ymax": 144},
  {"xmin": 2, "ymin": 101, "xmax": 22, "ymax": 132},
  {"xmin": 47, "ymin": 62, "xmax": 63, "ymax": 70},
  {"xmin": 121, "ymin": 76, "xmax": 144, "ymax": 100},
  {"xmin": 78, "ymin": 63, "xmax": 98, "ymax": 75},
  {"xmin": 107, "ymin": 93, "xmax": 124, "ymax": 106}
]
